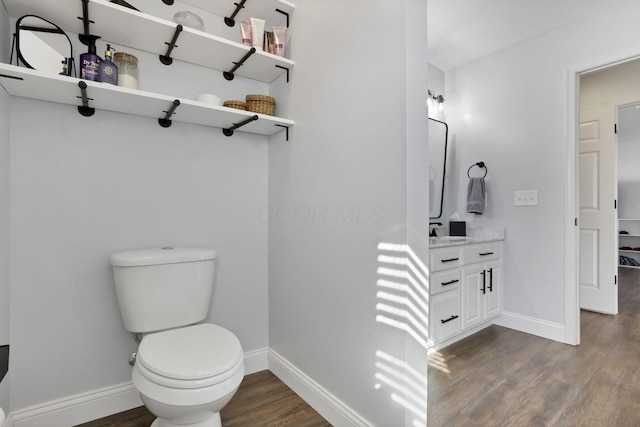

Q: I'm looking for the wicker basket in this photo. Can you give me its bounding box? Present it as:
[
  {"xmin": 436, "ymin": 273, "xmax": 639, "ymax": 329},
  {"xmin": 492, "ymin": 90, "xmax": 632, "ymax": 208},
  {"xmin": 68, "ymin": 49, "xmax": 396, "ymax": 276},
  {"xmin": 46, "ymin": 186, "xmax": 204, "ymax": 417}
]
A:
[
  {"xmin": 223, "ymin": 100, "xmax": 247, "ymax": 111},
  {"xmin": 246, "ymin": 94, "xmax": 276, "ymax": 116}
]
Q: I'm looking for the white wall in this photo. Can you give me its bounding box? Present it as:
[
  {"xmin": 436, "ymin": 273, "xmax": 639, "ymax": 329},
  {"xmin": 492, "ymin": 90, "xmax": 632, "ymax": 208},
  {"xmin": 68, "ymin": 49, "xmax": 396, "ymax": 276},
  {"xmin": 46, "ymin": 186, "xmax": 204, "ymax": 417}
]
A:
[
  {"xmin": 8, "ymin": 98, "xmax": 270, "ymax": 410},
  {"xmin": 0, "ymin": 0, "xmax": 11, "ymax": 413},
  {"xmin": 268, "ymin": 0, "xmax": 429, "ymax": 425},
  {"xmin": 444, "ymin": 1, "xmax": 640, "ymax": 325}
]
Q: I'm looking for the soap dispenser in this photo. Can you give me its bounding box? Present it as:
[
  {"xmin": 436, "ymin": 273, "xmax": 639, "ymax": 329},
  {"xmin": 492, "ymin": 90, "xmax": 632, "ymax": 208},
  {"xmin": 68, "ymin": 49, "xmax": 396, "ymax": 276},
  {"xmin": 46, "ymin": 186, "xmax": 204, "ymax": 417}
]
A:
[
  {"xmin": 98, "ymin": 44, "xmax": 118, "ymax": 85},
  {"xmin": 80, "ymin": 36, "xmax": 102, "ymax": 81}
]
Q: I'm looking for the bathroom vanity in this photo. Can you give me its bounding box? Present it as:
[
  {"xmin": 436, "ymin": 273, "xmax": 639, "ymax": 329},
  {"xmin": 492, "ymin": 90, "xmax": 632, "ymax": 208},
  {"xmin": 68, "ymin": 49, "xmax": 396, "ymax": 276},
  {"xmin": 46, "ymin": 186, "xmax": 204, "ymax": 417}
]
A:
[{"xmin": 429, "ymin": 236, "xmax": 504, "ymax": 348}]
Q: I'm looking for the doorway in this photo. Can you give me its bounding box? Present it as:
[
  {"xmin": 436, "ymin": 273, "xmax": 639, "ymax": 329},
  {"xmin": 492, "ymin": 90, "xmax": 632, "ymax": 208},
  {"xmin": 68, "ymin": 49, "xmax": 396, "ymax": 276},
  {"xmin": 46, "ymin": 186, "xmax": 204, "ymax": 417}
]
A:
[{"xmin": 567, "ymin": 56, "xmax": 640, "ymax": 345}]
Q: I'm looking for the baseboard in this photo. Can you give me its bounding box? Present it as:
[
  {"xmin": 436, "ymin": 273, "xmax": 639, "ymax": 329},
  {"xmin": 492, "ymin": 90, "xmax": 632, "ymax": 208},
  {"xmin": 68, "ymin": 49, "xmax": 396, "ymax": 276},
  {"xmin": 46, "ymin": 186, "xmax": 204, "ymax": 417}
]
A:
[
  {"xmin": 243, "ymin": 347, "xmax": 269, "ymax": 375},
  {"xmin": 4, "ymin": 348, "xmax": 270, "ymax": 427},
  {"xmin": 7, "ymin": 382, "xmax": 142, "ymax": 427},
  {"xmin": 268, "ymin": 349, "xmax": 373, "ymax": 427},
  {"xmin": 494, "ymin": 311, "xmax": 566, "ymax": 343}
]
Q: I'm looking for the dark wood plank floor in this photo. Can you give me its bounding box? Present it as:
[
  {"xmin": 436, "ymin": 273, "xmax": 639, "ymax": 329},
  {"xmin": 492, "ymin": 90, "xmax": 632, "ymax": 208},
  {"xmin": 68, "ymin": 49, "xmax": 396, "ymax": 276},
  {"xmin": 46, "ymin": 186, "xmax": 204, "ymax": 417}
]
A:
[
  {"xmin": 76, "ymin": 370, "xmax": 330, "ymax": 427},
  {"xmin": 428, "ymin": 267, "xmax": 640, "ymax": 426}
]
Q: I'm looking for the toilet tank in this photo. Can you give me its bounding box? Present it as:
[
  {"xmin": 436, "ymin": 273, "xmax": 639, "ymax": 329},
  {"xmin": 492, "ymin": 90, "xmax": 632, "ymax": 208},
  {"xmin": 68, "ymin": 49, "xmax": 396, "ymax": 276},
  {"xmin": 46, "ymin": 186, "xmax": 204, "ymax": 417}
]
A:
[{"xmin": 110, "ymin": 247, "xmax": 217, "ymax": 334}]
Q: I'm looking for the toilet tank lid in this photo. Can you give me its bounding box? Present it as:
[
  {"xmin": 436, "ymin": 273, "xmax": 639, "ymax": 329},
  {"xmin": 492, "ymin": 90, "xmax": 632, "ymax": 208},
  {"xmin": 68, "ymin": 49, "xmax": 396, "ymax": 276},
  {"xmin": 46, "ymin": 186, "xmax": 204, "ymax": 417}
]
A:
[{"xmin": 110, "ymin": 247, "xmax": 217, "ymax": 267}]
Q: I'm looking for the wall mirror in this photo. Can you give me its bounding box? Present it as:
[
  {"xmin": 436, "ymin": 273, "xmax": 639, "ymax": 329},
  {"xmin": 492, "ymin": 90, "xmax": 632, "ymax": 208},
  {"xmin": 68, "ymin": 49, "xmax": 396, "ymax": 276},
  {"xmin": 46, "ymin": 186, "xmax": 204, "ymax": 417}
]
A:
[
  {"xmin": 429, "ymin": 118, "xmax": 448, "ymax": 219},
  {"xmin": 12, "ymin": 15, "xmax": 74, "ymax": 76}
]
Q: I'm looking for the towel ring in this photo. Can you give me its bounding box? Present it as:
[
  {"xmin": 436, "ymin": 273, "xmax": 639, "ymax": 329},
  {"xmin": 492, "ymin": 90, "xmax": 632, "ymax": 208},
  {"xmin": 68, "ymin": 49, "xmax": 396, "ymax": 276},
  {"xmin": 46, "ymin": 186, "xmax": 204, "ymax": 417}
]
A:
[{"xmin": 467, "ymin": 161, "xmax": 488, "ymax": 178}]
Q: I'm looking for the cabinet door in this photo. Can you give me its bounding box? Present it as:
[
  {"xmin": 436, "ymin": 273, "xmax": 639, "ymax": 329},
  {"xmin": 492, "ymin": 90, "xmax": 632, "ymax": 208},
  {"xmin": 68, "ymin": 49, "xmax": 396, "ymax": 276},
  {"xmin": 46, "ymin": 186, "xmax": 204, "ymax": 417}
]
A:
[
  {"xmin": 430, "ymin": 289, "xmax": 461, "ymax": 344},
  {"xmin": 461, "ymin": 264, "xmax": 483, "ymax": 330},
  {"xmin": 483, "ymin": 261, "xmax": 501, "ymax": 320}
]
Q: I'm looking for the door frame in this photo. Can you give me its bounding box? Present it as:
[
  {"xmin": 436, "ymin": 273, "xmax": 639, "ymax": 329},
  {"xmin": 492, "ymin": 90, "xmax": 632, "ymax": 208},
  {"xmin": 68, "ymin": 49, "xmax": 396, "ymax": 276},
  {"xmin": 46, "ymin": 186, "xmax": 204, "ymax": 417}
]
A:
[{"xmin": 565, "ymin": 47, "xmax": 640, "ymax": 346}]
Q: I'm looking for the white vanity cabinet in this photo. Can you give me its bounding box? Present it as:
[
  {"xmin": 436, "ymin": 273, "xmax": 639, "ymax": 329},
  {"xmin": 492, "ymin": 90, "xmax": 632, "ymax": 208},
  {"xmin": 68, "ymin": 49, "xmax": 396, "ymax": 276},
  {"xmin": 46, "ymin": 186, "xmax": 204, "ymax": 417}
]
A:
[
  {"xmin": 460, "ymin": 242, "xmax": 502, "ymax": 329},
  {"xmin": 429, "ymin": 240, "xmax": 503, "ymax": 347}
]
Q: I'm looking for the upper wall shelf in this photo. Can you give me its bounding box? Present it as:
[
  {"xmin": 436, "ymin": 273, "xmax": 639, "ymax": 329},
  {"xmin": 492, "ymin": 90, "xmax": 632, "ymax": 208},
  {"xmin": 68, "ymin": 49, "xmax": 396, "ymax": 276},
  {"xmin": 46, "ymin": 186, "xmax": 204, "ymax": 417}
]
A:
[
  {"xmin": 2, "ymin": 0, "xmax": 294, "ymax": 83},
  {"xmin": 0, "ymin": 63, "xmax": 293, "ymax": 136},
  {"xmin": 180, "ymin": 0, "xmax": 294, "ymax": 28}
]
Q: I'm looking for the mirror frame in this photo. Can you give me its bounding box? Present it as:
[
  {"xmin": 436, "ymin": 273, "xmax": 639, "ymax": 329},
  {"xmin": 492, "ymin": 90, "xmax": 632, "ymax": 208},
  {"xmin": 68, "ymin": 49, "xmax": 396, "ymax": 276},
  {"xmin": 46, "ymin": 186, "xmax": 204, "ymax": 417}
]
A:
[
  {"xmin": 429, "ymin": 118, "xmax": 449, "ymax": 219},
  {"xmin": 13, "ymin": 14, "xmax": 74, "ymax": 74}
]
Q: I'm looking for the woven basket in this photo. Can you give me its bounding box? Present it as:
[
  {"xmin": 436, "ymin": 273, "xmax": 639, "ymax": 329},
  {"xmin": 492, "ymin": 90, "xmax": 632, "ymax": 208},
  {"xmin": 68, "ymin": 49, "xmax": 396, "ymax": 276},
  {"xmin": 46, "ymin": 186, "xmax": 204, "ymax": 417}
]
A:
[
  {"xmin": 223, "ymin": 100, "xmax": 247, "ymax": 111},
  {"xmin": 246, "ymin": 94, "xmax": 276, "ymax": 116}
]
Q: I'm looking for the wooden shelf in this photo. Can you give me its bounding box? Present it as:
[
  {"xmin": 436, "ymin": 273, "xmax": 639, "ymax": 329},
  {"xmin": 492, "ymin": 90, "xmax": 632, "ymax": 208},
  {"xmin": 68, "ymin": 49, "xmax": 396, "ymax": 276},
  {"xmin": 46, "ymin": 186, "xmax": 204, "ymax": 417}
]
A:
[
  {"xmin": 180, "ymin": 0, "xmax": 294, "ymax": 28},
  {"xmin": 0, "ymin": 63, "xmax": 293, "ymax": 137},
  {"xmin": 3, "ymin": 0, "xmax": 294, "ymax": 83}
]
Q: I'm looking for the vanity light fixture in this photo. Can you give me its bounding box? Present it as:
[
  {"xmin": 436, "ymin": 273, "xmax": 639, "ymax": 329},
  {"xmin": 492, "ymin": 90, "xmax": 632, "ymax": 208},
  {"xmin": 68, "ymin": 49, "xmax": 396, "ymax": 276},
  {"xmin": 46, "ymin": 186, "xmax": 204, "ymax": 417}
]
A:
[{"xmin": 428, "ymin": 90, "xmax": 445, "ymax": 112}]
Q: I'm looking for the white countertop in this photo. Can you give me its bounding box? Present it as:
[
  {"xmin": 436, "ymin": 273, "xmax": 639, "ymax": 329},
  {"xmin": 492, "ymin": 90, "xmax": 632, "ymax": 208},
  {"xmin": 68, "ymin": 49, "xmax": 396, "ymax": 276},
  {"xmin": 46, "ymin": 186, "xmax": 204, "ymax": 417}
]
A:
[{"xmin": 429, "ymin": 235, "xmax": 505, "ymax": 248}]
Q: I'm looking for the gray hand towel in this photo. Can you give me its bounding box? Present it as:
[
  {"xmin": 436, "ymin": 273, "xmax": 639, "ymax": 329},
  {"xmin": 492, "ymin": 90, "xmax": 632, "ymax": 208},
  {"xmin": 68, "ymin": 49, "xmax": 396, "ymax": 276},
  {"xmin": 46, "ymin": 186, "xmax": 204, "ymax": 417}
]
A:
[{"xmin": 467, "ymin": 177, "xmax": 485, "ymax": 214}]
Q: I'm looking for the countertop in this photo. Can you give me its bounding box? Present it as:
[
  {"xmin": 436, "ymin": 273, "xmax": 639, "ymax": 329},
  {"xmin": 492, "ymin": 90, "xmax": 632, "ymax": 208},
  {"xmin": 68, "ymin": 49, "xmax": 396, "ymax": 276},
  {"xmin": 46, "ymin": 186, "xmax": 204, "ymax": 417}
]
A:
[{"xmin": 429, "ymin": 235, "xmax": 505, "ymax": 249}]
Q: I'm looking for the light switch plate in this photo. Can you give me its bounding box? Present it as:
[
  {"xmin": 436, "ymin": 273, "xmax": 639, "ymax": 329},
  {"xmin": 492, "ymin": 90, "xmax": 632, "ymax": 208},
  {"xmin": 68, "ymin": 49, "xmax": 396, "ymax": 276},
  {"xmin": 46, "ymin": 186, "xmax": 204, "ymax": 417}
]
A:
[{"xmin": 514, "ymin": 190, "xmax": 538, "ymax": 206}]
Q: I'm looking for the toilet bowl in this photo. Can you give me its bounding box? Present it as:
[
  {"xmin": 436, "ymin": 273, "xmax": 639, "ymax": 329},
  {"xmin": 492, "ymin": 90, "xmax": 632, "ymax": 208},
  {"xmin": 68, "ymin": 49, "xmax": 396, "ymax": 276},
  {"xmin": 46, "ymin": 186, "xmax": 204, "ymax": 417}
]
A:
[{"xmin": 132, "ymin": 323, "xmax": 245, "ymax": 427}]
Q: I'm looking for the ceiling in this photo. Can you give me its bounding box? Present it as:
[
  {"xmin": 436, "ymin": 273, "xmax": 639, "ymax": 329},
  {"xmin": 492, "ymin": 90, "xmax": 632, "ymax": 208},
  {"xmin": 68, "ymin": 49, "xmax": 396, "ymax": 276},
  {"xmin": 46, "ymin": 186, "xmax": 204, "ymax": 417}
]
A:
[{"xmin": 427, "ymin": 0, "xmax": 631, "ymax": 71}]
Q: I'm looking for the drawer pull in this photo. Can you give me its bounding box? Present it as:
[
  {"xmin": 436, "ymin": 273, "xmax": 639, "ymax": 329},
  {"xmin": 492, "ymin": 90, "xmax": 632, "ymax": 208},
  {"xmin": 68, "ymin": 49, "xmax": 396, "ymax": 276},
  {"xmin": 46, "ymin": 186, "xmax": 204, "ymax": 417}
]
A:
[
  {"xmin": 441, "ymin": 257, "xmax": 460, "ymax": 263},
  {"xmin": 441, "ymin": 279, "xmax": 459, "ymax": 286},
  {"xmin": 479, "ymin": 252, "xmax": 494, "ymax": 256},
  {"xmin": 441, "ymin": 315, "xmax": 459, "ymax": 324}
]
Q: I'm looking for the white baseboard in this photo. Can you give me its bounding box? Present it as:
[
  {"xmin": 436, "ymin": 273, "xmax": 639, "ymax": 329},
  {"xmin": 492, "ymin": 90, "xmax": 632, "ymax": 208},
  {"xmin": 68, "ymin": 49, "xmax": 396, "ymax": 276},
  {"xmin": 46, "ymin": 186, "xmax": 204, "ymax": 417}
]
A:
[
  {"xmin": 5, "ymin": 348, "xmax": 270, "ymax": 427},
  {"xmin": 268, "ymin": 349, "xmax": 373, "ymax": 427},
  {"xmin": 494, "ymin": 311, "xmax": 566, "ymax": 343},
  {"xmin": 7, "ymin": 382, "xmax": 142, "ymax": 427},
  {"xmin": 243, "ymin": 347, "xmax": 269, "ymax": 375}
]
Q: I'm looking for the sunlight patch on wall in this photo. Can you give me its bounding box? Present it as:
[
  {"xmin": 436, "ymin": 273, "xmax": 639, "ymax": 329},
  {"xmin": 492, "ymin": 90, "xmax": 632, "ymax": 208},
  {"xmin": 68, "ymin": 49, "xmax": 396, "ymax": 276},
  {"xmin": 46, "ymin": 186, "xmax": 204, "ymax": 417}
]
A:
[
  {"xmin": 376, "ymin": 242, "xmax": 430, "ymax": 350},
  {"xmin": 375, "ymin": 242, "xmax": 430, "ymax": 426}
]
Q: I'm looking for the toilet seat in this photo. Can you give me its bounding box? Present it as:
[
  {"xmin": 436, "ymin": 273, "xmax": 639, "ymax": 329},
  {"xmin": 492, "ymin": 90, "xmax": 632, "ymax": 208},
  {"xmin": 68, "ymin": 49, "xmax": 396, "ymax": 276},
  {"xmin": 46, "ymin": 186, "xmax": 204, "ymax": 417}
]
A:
[{"xmin": 136, "ymin": 323, "xmax": 244, "ymax": 389}]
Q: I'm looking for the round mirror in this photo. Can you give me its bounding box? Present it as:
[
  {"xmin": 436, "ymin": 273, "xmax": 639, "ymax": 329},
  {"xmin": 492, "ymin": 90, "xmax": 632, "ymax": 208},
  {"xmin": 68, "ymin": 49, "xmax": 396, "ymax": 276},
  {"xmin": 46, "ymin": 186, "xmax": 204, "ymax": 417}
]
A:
[{"xmin": 13, "ymin": 15, "xmax": 74, "ymax": 76}]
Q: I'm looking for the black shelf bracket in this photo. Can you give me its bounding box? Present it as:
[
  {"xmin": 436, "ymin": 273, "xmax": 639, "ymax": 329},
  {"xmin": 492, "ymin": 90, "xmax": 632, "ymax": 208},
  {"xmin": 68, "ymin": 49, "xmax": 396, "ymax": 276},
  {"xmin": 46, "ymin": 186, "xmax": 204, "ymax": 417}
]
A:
[
  {"xmin": 162, "ymin": 0, "xmax": 174, "ymax": 4},
  {"xmin": 275, "ymin": 124, "xmax": 290, "ymax": 141},
  {"xmin": 159, "ymin": 25, "xmax": 183, "ymax": 65},
  {"xmin": 223, "ymin": 47, "xmax": 256, "ymax": 81},
  {"xmin": 275, "ymin": 65, "xmax": 290, "ymax": 83},
  {"xmin": 224, "ymin": 0, "xmax": 248, "ymax": 27},
  {"xmin": 77, "ymin": 81, "xmax": 95, "ymax": 117},
  {"xmin": 223, "ymin": 115, "xmax": 259, "ymax": 137},
  {"xmin": 77, "ymin": 0, "xmax": 101, "ymax": 46},
  {"xmin": 158, "ymin": 99, "xmax": 180, "ymax": 127},
  {"xmin": 275, "ymin": 8, "xmax": 290, "ymax": 28}
]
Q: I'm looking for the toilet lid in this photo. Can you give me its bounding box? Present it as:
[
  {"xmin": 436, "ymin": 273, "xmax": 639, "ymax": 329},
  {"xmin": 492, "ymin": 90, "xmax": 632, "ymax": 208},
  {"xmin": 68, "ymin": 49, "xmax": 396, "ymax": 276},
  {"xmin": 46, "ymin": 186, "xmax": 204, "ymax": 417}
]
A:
[{"xmin": 137, "ymin": 323, "xmax": 243, "ymax": 381}]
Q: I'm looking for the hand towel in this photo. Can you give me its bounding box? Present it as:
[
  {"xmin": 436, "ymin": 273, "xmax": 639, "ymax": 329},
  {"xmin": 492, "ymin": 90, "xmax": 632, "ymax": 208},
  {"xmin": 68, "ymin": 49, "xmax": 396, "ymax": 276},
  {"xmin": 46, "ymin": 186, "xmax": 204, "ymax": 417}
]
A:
[{"xmin": 467, "ymin": 177, "xmax": 485, "ymax": 214}]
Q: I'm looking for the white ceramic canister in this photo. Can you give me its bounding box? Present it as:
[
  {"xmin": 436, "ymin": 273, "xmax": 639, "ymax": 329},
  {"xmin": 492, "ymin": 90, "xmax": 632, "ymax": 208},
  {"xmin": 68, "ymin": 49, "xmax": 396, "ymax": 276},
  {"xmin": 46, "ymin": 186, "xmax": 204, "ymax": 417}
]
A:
[{"xmin": 196, "ymin": 94, "xmax": 221, "ymax": 105}]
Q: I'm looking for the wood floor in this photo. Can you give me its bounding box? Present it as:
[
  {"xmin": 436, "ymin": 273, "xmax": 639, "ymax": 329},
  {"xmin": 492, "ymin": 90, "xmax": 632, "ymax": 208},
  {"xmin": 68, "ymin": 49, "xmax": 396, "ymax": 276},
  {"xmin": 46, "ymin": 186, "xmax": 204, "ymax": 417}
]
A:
[
  {"xmin": 76, "ymin": 370, "xmax": 330, "ymax": 427},
  {"xmin": 428, "ymin": 267, "xmax": 640, "ymax": 426}
]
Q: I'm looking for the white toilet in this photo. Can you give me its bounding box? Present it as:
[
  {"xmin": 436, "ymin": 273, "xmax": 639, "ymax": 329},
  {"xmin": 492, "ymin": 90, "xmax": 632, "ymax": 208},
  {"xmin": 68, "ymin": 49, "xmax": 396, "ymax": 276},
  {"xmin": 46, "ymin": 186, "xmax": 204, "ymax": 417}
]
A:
[{"xmin": 110, "ymin": 247, "xmax": 244, "ymax": 427}]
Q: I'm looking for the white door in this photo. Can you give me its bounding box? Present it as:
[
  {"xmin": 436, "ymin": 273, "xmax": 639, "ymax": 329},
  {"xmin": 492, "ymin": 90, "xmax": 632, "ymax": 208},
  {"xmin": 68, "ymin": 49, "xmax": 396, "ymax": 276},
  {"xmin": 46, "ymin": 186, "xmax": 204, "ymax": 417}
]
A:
[
  {"xmin": 460, "ymin": 264, "xmax": 483, "ymax": 329},
  {"xmin": 579, "ymin": 107, "xmax": 618, "ymax": 314},
  {"xmin": 484, "ymin": 261, "xmax": 501, "ymax": 319}
]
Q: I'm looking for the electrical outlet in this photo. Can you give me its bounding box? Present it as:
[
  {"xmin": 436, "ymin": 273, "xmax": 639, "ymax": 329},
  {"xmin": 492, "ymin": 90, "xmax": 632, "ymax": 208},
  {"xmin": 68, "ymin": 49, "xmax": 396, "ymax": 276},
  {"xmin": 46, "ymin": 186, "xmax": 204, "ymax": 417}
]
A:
[{"xmin": 514, "ymin": 190, "xmax": 538, "ymax": 206}]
